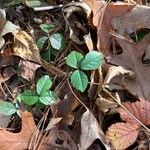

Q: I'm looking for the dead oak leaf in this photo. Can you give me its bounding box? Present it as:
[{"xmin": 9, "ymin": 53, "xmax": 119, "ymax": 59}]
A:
[
  {"xmin": 0, "ymin": 111, "xmax": 36, "ymax": 150},
  {"xmin": 106, "ymin": 123, "xmax": 139, "ymax": 150},
  {"xmin": 79, "ymin": 109, "xmax": 111, "ymax": 150},
  {"xmin": 18, "ymin": 60, "xmax": 40, "ymax": 81},
  {"xmin": 107, "ymin": 35, "xmax": 150, "ymax": 101},
  {"xmin": 118, "ymin": 100, "xmax": 150, "ymax": 126},
  {"xmin": 84, "ymin": 0, "xmax": 135, "ymax": 53},
  {"xmin": 14, "ymin": 31, "xmax": 41, "ymax": 63}
]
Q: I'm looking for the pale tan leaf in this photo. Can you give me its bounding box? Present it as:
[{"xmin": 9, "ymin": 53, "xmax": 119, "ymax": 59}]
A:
[
  {"xmin": 106, "ymin": 123, "xmax": 139, "ymax": 150},
  {"xmin": 96, "ymin": 96, "xmax": 118, "ymax": 112},
  {"xmin": 14, "ymin": 31, "xmax": 41, "ymax": 63},
  {"xmin": 79, "ymin": 109, "xmax": 111, "ymax": 150},
  {"xmin": 45, "ymin": 117, "xmax": 62, "ymax": 131}
]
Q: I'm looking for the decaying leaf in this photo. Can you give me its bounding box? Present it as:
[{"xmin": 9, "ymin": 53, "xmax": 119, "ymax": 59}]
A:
[
  {"xmin": 111, "ymin": 5, "xmax": 150, "ymax": 36},
  {"xmin": 103, "ymin": 66, "xmax": 134, "ymax": 90},
  {"xmin": 79, "ymin": 109, "xmax": 111, "ymax": 150},
  {"xmin": 0, "ymin": 111, "xmax": 36, "ymax": 150},
  {"xmin": 42, "ymin": 128, "xmax": 77, "ymax": 150},
  {"xmin": 106, "ymin": 100, "xmax": 150, "ymax": 149},
  {"xmin": 14, "ymin": 31, "xmax": 41, "ymax": 63},
  {"xmin": 62, "ymin": 2, "xmax": 91, "ymax": 44},
  {"xmin": 106, "ymin": 123, "xmax": 139, "ymax": 150},
  {"xmin": 118, "ymin": 100, "xmax": 150, "ymax": 126},
  {"xmin": 18, "ymin": 60, "xmax": 40, "ymax": 81},
  {"xmin": 45, "ymin": 117, "xmax": 62, "ymax": 131},
  {"xmin": 0, "ymin": 9, "xmax": 20, "ymax": 49},
  {"xmin": 96, "ymin": 95, "xmax": 118, "ymax": 112},
  {"xmin": 107, "ymin": 36, "xmax": 150, "ymax": 101}
]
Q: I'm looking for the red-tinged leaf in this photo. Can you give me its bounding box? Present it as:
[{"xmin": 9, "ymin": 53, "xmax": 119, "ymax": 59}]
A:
[
  {"xmin": 106, "ymin": 123, "xmax": 139, "ymax": 150},
  {"xmin": 118, "ymin": 100, "xmax": 150, "ymax": 126}
]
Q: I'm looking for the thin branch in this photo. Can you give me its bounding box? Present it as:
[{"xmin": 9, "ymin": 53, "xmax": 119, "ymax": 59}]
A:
[{"xmin": 34, "ymin": 5, "xmax": 63, "ymax": 11}]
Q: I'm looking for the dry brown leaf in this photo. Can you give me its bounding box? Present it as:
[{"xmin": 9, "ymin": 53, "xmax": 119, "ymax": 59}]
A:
[
  {"xmin": 84, "ymin": 1, "xmax": 135, "ymax": 53},
  {"xmin": 14, "ymin": 31, "xmax": 41, "ymax": 63},
  {"xmin": 42, "ymin": 128, "xmax": 77, "ymax": 150},
  {"xmin": 118, "ymin": 100, "xmax": 150, "ymax": 126},
  {"xmin": 107, "ymin": 36, "xmax": 150, "ymax": 101},
  {"xmin": 104, "ymin": 66, "xmax": 134, "ymax": 90},
  {"xmin": 96, "ymin": 96, "xmax": 118, "ymax": 112},
  {"xmin": 0, "ymin": 111, "xmax": 36, "ymax": 150},
  {"xmin": 18, "ymin": 60, "xmax": 40, "ymax": 81},
  {"xmin": 79, "ymin": 109, "xmax": 111, "ymax": 150},
  {"xmin": 111, "ymin": 5, "xmax": 150, "ymax": 36},
  {"xmin": 106, "ymin": 123, "xmax": 139, "ymax": 150}
]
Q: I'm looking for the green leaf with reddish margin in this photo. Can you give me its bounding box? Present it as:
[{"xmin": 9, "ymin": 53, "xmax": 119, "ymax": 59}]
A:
[{"xmin": 70, "ymin": 70, "xmax": 88, "ymax": 92}]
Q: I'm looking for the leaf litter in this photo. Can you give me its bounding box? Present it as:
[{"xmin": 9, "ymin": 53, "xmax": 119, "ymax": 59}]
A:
[{"xmin": 0, "ymin": 0, "xmax": 150, "ymax": 150}]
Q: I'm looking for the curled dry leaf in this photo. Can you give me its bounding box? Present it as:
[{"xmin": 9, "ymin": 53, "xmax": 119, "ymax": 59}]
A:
[
  {"xmin": 79, "ymin": 109, "xmax": 111, "ymax": 150},
  {"xmin": 118, "ymin": 100, "xmax": 150, "ymax": 126},
  {"xmin": 0, "ymin": 9, "xmax": 20, "ymax": 49},
  {"xmin": 96, "ymin": 95, "xmax": 118, "ymax": 112},
  {"xmin": 18, "ymin": 60, "xmax": 40, "ymax": 81},
  {"xmin": 0, "ymin": 111, "xmax": 36, "ymax": 150},
  {"xmin": 106, "ymin": 123, "xmax": 139, "ymax": 150},
  {"xmin": 62, "ymin": 2, "xmax": 91, "ymax": 45},
  {"xmin": 103, "ymin": 66, "xmax": 134, "ymax": 91}
]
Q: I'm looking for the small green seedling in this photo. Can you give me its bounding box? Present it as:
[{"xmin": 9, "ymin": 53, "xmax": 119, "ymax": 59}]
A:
[
  {"xmin": 17, "ymin": 75, "xmax": 58, "ymax": 106},
  {"xmin": 37, "ymin": 23, "xmax": 65, "ymax": 62},
  {"xmin": 0, "ymin": 76, "xmax": 58, "ymax": 116},
  {"xmin": 66, "ymin": 51, "xmax": 103, "ymax": 92}
]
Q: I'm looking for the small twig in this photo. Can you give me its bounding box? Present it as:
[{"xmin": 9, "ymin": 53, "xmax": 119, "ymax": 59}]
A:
[
  {"xmin": 33, "ymin": 5, "xmax": 63, "ymax": 11},
  {"xmin": 103, "ymin": 87, "xmax": 150, "ymax": 132},
  {"xmin": 3, "ymin": 82, "xmax": 16, "ymax": 101},
  {"xmin": 41, "ymin": 59, "xmax": 67, "ymax": 77}
]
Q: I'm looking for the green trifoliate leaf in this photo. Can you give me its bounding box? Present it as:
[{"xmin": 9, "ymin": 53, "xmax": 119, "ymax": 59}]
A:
[
  {"xmin": 18, "ymin": 90, "xmax": 38, "ymax": 106},
  {"xmin": 81, "ymin": 51, "xmax": 103, "ymax": 70},
  {"xmin": 66, "ymin": 51, "xmax": 84, "ymax": 69},
  {"xmin": 39, "ymin": 91, "xmax": 58, "ymax": 105},
  {"xmin": 37, "ymin": 36, "xmax": 48, "ymax": 49},
  {"xmin": 36, "ymin": 75, "xmax": 52, "ymax": 95},
  {"xmin": 70, "ymin": 70, "xmax": 88, "ymax": 92},
  {"xmin": 0, "ymin": 101, "xmax": 17, "ymax": 116},
  {"xmin": 49, "ymin": 33, "xmax": 65, "ymax": 50},
  {"xmin": 40, "ymin": 23, "xmax": 56, "ymax": 33}
]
